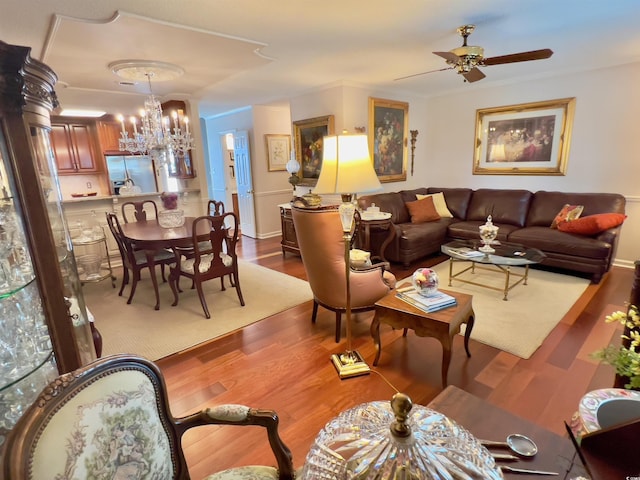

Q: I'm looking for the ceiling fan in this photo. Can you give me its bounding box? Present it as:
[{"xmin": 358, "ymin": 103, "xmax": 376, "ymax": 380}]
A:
[{"xmin": 396, "ymin": 24, "xmax": 553, "ymax": 83}]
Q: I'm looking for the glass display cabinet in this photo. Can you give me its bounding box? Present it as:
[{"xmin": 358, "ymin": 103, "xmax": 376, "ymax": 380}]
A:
[{"xmin": 0, "ymin": 40, "xmax": 96, "ymax": 443}]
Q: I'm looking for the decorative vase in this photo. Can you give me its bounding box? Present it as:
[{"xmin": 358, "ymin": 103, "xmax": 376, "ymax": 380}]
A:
[
  {"xmin": 158, "ymin": 209, "xmax": 185, "ymax": 228},
  {"xmin": 412, "ymin": 267, "xmax": 439, "ymax": 297},
  {"xmin": 478, "ymin": 215, "xmax": 499, "ymax": 253}
]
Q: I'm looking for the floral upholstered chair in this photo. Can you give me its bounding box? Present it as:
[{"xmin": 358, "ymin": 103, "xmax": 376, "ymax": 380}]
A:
[{"xmin": 2, "ymin": 354, "xmax": 294, "ymax": 480}]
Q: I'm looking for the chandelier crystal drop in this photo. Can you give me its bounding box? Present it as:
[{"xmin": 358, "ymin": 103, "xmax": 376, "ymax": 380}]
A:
[{"xmin": 116, "ymin": 73, "xmax": 194, "ymax": 161}]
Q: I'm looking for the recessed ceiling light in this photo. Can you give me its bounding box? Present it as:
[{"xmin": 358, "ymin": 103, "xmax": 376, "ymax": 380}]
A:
[{"xmin": 59, "ymin": 109, "xmax": 106, "ymax": 117}]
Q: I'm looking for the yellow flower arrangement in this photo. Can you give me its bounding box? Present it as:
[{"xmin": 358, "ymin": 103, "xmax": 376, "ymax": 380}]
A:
[{"xmin": 591, "ymin": 304, "xmax": 640, "ymax": 389}]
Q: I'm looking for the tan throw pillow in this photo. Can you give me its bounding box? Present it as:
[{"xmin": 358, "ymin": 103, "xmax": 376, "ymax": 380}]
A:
[
  {"xmin": 416, "ymin": 192, "xmax": 454, "ymax": 218},
  {"xmin": 405, "ymin": 196, "xmax": 441, "ymax": 223},
  {"xmin": 551, "ymin": 204, "xmax": 584, "ymax": 229}
]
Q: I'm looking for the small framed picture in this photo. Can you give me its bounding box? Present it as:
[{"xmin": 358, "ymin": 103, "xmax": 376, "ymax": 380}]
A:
[
  {"xmin": 265, "ymin": 134, "xmax": 291, "ymax": 172},
  {"xmin": 473, "ymin": 98, "xmax": 576, "ymax": 175}
]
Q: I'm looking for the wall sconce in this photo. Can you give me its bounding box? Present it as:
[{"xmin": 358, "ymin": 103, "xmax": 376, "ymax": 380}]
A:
[{"xmin": 410, "ymin": 130, "xmax": 419, "ymax": 176}]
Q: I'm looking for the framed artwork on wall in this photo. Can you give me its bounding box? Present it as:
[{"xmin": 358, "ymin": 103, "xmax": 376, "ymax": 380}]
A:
[
  {"xmin": 473, "ymin": 97, "xmax": 576, "ymax": 175},
  {"xmin": 293, "ymin": 115, "xmax": 335, "ymax": 186},
  {"xmin": 368, "ymin": 97, "xmax": 409, "ymax": 183},
  {"xmin": 265, "ymin": 134, "xmax": 290, "ymax": 171}
]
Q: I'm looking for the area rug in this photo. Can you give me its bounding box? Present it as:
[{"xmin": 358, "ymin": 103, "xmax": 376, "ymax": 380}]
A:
[
  {"xmin": 82, "ymin": 260, "xmax": 313, "ymax": 360},
  {"xmin": 402, "ymin": 262, "xmax": 591, "ymax": 359}
]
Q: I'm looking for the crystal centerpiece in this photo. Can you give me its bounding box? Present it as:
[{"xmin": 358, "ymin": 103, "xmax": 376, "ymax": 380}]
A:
[
  {"xmin": 412, "ymin": 267, "xmax": 439, "ymax": 297},
  {"xmin": 479, "ymin": 215, "xmax": 499, "ymax": 253},
  {"xmin": 301, "ymin": 393, "xmax": 503, "ymax": 479}
]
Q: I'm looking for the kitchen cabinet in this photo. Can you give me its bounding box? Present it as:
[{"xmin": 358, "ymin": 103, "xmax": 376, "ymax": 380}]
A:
[
  {"xmin": 96, "ymin": 117, "xmax": 125, "ymax": 154},
  {"xmin": 50, "ymin": 117, "xmax": 103, "ymax": 174},
  {"xmin": 0, "ymin": 40, "xmax": 96, "ymax": 443}
]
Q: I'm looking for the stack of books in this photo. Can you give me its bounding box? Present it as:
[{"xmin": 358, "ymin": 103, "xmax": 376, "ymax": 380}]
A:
[{"xmin": 396, "ymin": 286, "xmax": 457, "ymax": 313}]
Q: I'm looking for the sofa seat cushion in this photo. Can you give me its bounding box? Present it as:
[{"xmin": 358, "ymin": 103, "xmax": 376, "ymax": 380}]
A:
[
  {"xmin": 447, "ymin": 221, "xmax": 520, "ymax": 243},
  {"xmin": 398, "ymin": 220, "xmax": 448, "ymax": 251},
  {"xmin": 508, "ymin": 226, "xmax": 612, "ymax": 259}
]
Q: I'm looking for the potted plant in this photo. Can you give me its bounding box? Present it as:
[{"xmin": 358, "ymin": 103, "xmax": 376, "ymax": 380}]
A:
[{"xmin": 591, "ymin": 304, "xmax": 640, "ymax": 389}]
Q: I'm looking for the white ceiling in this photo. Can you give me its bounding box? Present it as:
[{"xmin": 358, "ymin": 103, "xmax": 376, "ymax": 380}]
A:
[{"xmin": 2, "ymin": 0, "xmax": 640, "ymax": 119}]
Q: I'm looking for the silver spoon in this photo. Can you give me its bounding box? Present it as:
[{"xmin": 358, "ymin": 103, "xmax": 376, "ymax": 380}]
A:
[{"xmin": 480, "ymin": 434, "xmax": 538, "ymax": 457}]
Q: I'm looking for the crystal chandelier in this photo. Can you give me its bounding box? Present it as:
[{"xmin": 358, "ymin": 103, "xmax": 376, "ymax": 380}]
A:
[{"xmin": 110, "ymin": 61, "xmax": 194, "ymax": 162}]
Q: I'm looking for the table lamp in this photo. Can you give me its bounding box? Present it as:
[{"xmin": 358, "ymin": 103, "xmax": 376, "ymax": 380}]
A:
[{"xmin": 314, "ymin": 132, "xmax": 382, "ymax": 378}]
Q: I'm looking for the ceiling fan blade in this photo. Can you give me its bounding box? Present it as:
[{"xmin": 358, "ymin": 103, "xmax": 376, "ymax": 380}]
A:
[
  {"xmin": 394, "ymin": 66, "xmax": 454, "ymax": 81},
  {"xmin": 483, "ymin": 48, "xmax": 553, "ymax": 66},
  {"xmin": 462, "ymin": 67, "xmax": 486, "ymax": 83},
  {"xmin": 433, "ymin": 51, "xmax": 461, "ymax": 63}
]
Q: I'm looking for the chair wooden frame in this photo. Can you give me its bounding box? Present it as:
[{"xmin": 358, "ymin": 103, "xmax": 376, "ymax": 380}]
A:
[
  {"xmin": 122, "ymin": 199, "xmax": 159, "ymax": 223},
  {"xmin": 106, "ymin": 212, "xmax": 175, "ymax": 304},
  {"xmin": 169, "ymin": 213, "xmax": 244, "ymax": 319},
  {"xmin": 208, "ymin": 199, "xmax": 225, "ymax": 216},
  {"xmin": 2, "ymin": 354, "xmax": 294, "ymax": 479}
]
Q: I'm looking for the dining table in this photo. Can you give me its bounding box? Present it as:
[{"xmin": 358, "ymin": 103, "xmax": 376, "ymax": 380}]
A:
[{"xmin": 120, "ymin": 216, "xmax": 211, "ymax": 310}]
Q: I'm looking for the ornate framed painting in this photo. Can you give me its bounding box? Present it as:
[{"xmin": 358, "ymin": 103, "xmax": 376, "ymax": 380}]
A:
[
  {"xmin": 293, "ymin": 115, "xmax": 335, "ymax": 186},
  {"xmin": 368, "ymin": 97, "xmax": 409, "ymax": 183},
  {"xmin": 265, "ymin": 134, "xmax": 290, "ymax": 171},
  {"xmin": 473, "ymin": 97, "xmax": 576, "ymax": 175}
]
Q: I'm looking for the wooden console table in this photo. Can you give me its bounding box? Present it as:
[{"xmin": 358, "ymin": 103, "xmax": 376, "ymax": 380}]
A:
[
  {"xmin": 429, "ymin": 386, "xmax": 589, "ymax": 479},
  {"xmin": 279, "ymin": 204, "xmax": 300, "ymax": 256}
]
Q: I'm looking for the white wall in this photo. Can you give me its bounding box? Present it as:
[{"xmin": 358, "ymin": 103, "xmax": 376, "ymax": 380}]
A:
[
  {"xmin": 202, "ymin": 62, "xmax": 639, "ymax": 266},
  {"xmin": 422, "ymin": 62, "xmax": 639, "ymax": 267}
]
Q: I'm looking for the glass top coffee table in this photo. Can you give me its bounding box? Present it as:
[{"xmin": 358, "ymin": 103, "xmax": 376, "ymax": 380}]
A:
[{"xmin": 441, "ymin": 240, "xmax": 546, "ymax": 300}]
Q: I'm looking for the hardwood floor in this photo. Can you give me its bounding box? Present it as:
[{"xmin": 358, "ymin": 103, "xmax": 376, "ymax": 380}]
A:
[{"xmin": 157, "ymin": 235, "xmax": 633, "ymax": 477}]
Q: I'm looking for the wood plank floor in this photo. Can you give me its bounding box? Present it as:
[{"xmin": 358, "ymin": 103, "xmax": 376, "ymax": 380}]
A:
[{"xmin": 157, "ymin": 235, "xmax": 633, "ymax": 478}]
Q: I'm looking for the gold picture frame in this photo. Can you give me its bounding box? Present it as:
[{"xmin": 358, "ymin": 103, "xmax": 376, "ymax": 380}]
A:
[
  {"xmin": 368, "ymin": 97, "xmax": 409, "ymax": 183},
  {"xmin": 293, "ymin": 115, "xmax": 335, "ymax": 186},
  {"xmin": 473, "ymin": 97, "xmax": 576, "ymax": 175},
  {"xmin": 265, "ymin": 134, "xmax": 290, "ymax": 171}
]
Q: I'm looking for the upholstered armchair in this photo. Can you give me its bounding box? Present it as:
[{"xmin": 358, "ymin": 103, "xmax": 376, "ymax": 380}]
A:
[
  {"xmin": 291, "ymin": 206, "xmax": 396, "ymax": 342},
  {"xmin": 2, "ymin": 354, "xmax": 294, "ymax": 480}
]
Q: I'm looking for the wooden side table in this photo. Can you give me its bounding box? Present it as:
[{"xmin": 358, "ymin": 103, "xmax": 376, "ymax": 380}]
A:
[
  {"xmin": 358, "ymin": 214, "xmax": 395, "ymax": 262},
  {"xmin": 371, "ymin": 285, "xmax": 474, "ymax": 387}
]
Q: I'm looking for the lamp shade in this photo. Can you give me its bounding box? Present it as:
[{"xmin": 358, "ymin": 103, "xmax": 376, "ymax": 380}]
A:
[{"xmin": 313, "ymin": 134, "xmax": 382, "ymax": 195}]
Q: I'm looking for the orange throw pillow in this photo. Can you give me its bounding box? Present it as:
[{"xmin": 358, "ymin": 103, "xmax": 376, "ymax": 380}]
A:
[
  {"xmin": 405, "ymin": 196, "xmax": 440, "ymax": 223},
  {"xmin": 550, "ymin": 204, "xmax": 584, "ymax": 228},
  {"xmin": 557, "ymin": 213, "xmax": 626, "ymax": 235}
]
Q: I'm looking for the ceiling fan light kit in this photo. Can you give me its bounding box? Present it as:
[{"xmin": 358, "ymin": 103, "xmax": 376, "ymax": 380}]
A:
[{"xmin": 397, "ymin": 24, "xmax": 553, "ymax": 83}]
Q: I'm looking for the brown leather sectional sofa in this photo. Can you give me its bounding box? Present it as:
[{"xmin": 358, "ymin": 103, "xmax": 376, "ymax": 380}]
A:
[{"xmin": 358, "ymin": 188, "xmax": 626, "ymax": 283}]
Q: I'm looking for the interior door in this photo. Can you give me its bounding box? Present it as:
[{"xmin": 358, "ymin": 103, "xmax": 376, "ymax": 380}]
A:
[{"xmin": 233, "ymin": 130, "xmax": 256, "ymax": 237}]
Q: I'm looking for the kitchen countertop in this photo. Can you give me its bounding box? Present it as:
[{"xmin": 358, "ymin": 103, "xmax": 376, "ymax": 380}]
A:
[{"xmin": 61, "ymin": 189, "xmax": 200, "ymax": 204}]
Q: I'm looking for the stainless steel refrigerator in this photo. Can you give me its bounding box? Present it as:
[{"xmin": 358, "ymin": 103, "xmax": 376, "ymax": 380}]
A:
[{"xmin": 105, "ymin": 155, "xmax": 158, "ymax": 195}]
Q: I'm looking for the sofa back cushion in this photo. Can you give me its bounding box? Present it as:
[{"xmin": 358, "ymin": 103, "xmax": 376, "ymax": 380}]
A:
[
  {"xmin": 465, "ymin": 189, "xmax": 533, "ymax": 227},
  {"xmin": 527, "ymin": 191, "xmax": 626, "ymax": 227},
  {"xmin": 426, "ymin": 188, "xmax": 473, "ymax": 219},
  {"xmin": 358, "ymin": 192, "xmax": 411, "ymax": 224}
]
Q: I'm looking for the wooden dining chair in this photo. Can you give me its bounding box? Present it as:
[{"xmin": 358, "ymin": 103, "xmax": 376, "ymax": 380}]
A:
[
  {"xmin": 105, "ymin": 212, "xmax": 175, "ymax": 305},
  {"xmin": 169, "ymin": 212, "xmax": 244, "ymax": 319},
  {"xmin": 208, "ymin": 199, "xmax": 225, "ymax": 216},
  {"xmin": 122, "ymin": 199, "xmax": 158, "ymax": 223}
]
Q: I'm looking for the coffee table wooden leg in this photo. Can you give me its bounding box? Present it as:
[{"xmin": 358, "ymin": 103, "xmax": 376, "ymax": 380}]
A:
[
  {"xmin": 371, "ymin": 314, "xmax": 382, "ymax": 366},
  {"xmin": 464, "ymin": 309, "xmax": 474, "ymax": 357}
]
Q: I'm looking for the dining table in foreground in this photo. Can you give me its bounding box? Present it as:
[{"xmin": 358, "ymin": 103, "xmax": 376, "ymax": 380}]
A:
[
  {"xmin": 428, "ymin": 386, "xmax": 590, "ymax": 479},
  {"xmin": 120, "ymin": 217, "xmax": 211, "ymax": 310}
]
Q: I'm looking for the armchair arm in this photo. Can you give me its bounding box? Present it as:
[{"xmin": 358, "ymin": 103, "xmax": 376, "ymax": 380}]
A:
[{"xmin": 176, "ymin": 404, "xmax": 294, "ymax": 480}]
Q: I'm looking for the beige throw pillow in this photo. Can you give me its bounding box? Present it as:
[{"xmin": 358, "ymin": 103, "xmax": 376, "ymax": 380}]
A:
[{"xmin": 416, "ymin": 192, "xmax": 454, "ymax": 218}]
